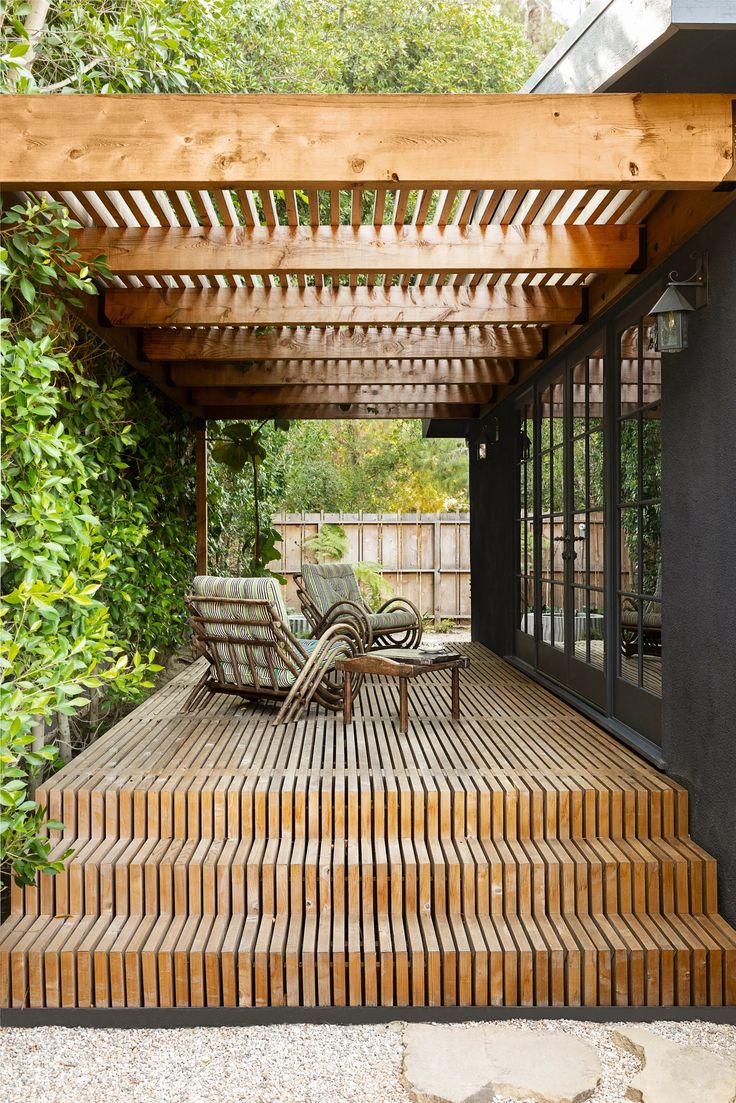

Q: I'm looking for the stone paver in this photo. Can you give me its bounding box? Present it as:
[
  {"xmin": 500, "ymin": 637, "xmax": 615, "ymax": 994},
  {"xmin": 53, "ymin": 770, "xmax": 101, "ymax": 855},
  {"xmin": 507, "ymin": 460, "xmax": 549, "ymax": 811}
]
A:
[
  {"xmin": 613, "ymin": 1026, "xmax": 736, "ymax": 1103},
  {"xmin": 402, "ymin": 1023, "xmax": 601, "ymax": 1103}
]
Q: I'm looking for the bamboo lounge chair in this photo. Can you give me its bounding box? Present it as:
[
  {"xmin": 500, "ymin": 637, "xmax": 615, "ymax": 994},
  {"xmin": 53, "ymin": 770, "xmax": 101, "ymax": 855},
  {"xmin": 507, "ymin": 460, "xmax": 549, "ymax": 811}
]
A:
[
  {"xmin": 620, "ymin": 569, "xmax": 662, "ymax": 657},
  {"xmin": 184, "ymin": 575, "xmax": 363, "ymax": 723},
  {"xmin": 295, "ymin": 562, "xmax": 423, "ymax": 651}
]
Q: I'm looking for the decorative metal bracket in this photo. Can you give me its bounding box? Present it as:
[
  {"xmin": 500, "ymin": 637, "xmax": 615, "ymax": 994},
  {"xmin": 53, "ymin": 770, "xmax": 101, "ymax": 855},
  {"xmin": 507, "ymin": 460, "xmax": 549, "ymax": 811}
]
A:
[{"xmin": 665, "ymin": 252, "xmax": 709, "ymax": 310}]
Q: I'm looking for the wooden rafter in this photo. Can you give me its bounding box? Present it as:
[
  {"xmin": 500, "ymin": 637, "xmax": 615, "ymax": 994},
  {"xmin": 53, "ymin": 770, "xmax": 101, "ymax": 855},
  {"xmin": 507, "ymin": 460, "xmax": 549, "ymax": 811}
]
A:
[
  {"xmin": 202, "ymin": 403, "xmax": 477, "ymax": 420},
  {"xmin": 6, "ymin": 91, "xmax": 733, "ymax": 423},
  {"xmin": 103, "ymin": 285, "xmax": 584, "ymax": 327},
  {"xmin": 169, "ymin": 359, "xmax": 514, "ymax": 387},
  {"xmin": 5, "ymin": 94, "xmax": 734, "ymax": 189},
  {"xmin": 74, "ymin": 224, "xmax": 642, "ymax": 277},
  {"xmin": 142, "ymin": 325, "xmax": 543, "ymax": 362},
  {"xmin": 191, "ymin": 384, "xmax": 489, "ymax": 406}
]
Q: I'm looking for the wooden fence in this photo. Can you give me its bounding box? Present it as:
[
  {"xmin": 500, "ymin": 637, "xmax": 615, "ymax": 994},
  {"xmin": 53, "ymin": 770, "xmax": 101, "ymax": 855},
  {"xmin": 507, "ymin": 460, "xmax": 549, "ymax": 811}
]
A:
[{"xmin": 272, "ymin": 512, "xmax": 471, "ymax": 620}]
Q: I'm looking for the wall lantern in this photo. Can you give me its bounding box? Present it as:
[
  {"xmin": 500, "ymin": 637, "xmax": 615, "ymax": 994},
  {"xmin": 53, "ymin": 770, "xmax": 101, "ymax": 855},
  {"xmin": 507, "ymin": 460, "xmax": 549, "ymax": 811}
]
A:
[{"xmin": 649, "ymin": 253, "xmax": 708, "ymax": 354}]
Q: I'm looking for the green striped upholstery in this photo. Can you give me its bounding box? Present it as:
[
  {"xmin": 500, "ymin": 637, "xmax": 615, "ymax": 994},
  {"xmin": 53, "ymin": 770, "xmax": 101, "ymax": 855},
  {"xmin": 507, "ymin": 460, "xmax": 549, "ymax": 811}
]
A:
[
  {"xmin": 301, "ymin": 563, "xmax": 363, "ymax": 615},
  {"xmin": 621, "ymin": 568, "xmax": 662, "ymax": 630},
  {"xmin": 621, "ymin": 601, "xmax": 661, "ymax": 629},
  {"xmin": 191, "ymin": 575, "xmax": 314, "ymax": 689},
  {"xmin": 369, "ymin": 609, "xmax": 416, "ymax": 631}
]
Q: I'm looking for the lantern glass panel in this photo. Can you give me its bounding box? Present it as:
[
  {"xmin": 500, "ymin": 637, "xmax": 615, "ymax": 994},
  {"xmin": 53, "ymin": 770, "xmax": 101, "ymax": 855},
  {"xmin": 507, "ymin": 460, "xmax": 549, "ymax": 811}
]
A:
[{"xmin": 657, "ymin": 309, "xmax": 688, "ymax": 352}]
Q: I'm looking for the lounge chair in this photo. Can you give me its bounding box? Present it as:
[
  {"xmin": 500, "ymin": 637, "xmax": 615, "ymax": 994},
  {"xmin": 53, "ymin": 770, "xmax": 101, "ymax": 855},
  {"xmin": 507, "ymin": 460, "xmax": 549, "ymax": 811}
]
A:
[
  {"xmin": 295, "ymin": 562, "xmax": 423, "ymax": 651},
  {"xmin": 620, "ymin": 570, "xmax": 662, "ymax": 657},
  {"xmin": 184, "ymin": 575, "xmax": 363, "ymax": 723}
]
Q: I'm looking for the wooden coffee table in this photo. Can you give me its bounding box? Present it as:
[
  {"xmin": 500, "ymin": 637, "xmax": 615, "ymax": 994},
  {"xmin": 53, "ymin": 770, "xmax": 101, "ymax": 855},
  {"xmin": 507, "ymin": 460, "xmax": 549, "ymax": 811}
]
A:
[{"xmin": 336, "ymin": 648, "xmax": 470, "ymax": 734}]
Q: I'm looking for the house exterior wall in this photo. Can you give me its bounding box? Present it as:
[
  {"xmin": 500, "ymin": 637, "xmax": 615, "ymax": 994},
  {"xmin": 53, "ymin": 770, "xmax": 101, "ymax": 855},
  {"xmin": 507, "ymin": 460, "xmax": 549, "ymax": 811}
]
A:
[
  {"xmin": 469, "ymin": 202, "xmax": 736, "ymax": 921},
  {"xmin": 660, "ymin": 204, "xmax": 736, "ymax": 923}
]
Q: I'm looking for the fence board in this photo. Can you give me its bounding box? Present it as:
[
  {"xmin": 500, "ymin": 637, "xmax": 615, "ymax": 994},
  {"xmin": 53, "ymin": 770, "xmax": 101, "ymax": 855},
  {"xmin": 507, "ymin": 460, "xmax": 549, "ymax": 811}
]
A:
[{"xmin": 272, "ymin": 512, "xmax": 470, "ymax": 621}]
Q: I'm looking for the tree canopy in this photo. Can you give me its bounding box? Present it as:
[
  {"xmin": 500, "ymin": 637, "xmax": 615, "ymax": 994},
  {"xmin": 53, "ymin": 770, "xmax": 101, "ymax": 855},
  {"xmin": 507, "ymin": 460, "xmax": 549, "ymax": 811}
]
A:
[{"xmin": 3, "ymin": 0, "xmax": 538, "ymax": 94}]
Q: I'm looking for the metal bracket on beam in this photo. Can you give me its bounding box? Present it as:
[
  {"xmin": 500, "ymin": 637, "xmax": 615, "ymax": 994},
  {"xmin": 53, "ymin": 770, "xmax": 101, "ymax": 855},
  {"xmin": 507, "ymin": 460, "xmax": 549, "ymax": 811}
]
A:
[
  {"xmin": 96, "ymin": 288, "xmax": 111, "ymax": 328},
  {"xmin": 573, "ymin": 285, "xmax": 590, "ymax": 326},
  {"xmin": 626, "ymin": 225, "xmax": 648, "ymax": 275},
  {"xmin": 135, "ymin": 330, "xmax": 149, "ymax": 363}
]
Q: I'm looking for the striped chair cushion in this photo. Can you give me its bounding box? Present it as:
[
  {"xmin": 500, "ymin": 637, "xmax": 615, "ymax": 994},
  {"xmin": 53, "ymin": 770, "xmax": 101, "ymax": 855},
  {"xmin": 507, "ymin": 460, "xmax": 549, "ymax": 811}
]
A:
[
  {"xmin": 368, "ymin": 609, "xmax": 416, "ymax": 632},
  {"xmin": 191, "ymin": 575, "xmax": 303, "ymax": 689},
  {"xmin": 621, "ymin": 601, "xmax": 661, "ymax": 630},
  {"xmin": 301, "ymin": 563, "xmax": 364, "ymax": 616}
]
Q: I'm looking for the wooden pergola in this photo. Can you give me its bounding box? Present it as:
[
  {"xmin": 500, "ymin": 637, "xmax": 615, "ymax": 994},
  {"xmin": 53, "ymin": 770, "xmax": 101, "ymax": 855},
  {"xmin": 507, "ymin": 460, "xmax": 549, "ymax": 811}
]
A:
[
  {"xmin": 4, "ymin": 93, "xmax": 735, "ymax": 568},
  {"xmin": 4, "ymin": 93, "xmax": 736, "ymax": 1016}
]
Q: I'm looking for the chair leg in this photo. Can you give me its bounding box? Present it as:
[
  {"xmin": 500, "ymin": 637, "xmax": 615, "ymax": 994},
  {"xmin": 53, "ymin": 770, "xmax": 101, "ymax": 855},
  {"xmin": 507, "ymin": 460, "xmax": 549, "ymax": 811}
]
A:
[{"xmin": 184, "ymin": 668, "xmax": 212, "ymax": 712}]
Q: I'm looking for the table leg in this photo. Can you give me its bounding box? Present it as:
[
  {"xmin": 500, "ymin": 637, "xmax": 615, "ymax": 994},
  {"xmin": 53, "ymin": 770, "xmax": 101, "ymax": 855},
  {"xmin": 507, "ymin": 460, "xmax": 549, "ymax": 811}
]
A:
[
  {"xmin": 451, "ymin": 666, "xmax": 460, "ymax": 721},
  {"xmin": 343, "ymin": 671, "xmax": 353, "ymax": 727},
  {"xmin": 399, "ymin": 678, "xmax": 409, "ymax": 734}
]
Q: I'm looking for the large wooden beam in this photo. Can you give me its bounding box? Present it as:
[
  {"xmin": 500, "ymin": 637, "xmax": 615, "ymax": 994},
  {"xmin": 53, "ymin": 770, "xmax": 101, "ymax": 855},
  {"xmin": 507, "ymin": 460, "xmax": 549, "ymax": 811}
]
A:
[
  {"xmin": 170, "ymin": 358, "xmax": 514, "ymax": 387},
  {"xmin": 5, "ymin": 94, "xmax": 734, "ymax": 189},
  {"xmin": 203, "ymin": 403, "xmax": 476, "ymax": 420},
  {"xmin": 143, "ymin": 325, "xmax": 543, "ymax": 362},
  {"xmin": 103, "ymin": 285, "xmax": 584, "ymax": 328},
  {"xmin": 75, "ymin": 224, "xmax": 642, "ymax": 277},
  {"xmin": 192, "ymin": 384, "xmax": 488, "ymax": 406}
]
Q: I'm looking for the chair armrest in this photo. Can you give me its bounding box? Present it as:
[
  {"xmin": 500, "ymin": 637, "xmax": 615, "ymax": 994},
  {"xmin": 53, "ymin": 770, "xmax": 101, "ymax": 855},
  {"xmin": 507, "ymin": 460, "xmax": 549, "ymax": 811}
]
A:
[
  {"xmin": 318, "ymin": 599, "xmax": 373, "ymax": 651},
  {"xmin": 375, "ymin": 595, "xmax": 423, "ymax": 645}
]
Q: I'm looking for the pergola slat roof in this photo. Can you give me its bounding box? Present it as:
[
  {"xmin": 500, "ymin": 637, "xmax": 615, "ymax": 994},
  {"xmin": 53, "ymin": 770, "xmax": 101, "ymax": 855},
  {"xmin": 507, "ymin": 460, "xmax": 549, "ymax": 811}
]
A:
[{"xmin": 5, "ymin": 93, "xmax": 734, "ymax": 422}]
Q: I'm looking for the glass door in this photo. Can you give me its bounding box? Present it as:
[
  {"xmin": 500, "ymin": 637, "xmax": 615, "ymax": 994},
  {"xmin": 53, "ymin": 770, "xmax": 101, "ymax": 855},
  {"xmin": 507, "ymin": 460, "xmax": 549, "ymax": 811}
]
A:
[
  {"xmin": 614, "ymin": 315, "xmax": 662, "ymax": 742},
  {"xmin": 515, "ymin": 340, "xmax": 607, "ymax": 709}
]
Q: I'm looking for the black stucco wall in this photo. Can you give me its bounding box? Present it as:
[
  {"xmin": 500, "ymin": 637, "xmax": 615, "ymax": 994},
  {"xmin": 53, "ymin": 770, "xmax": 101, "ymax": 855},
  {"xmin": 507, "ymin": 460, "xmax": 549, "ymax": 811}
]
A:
[
  {"xmin": 661, "ymin": 204, "xmax": 736, "ymax": 923},
  {"xmin": 468, "ymin": 404, "xmax": 517, "ymax": 657},
  {"xmin": 468, "ymin": 203, "xmax": 736, "ymax": 922}
]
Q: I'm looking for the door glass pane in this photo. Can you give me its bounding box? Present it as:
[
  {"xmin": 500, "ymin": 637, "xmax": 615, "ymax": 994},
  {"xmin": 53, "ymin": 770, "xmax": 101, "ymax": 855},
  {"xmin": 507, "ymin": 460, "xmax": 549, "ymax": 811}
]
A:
[
  {"xmin": 617, "ymin": 318, "xmax": 662, "ymax": 700},
  {"xmin": 620, "ymin": 596, "xmax": 641, "ymax": 685},
  {"xmin": 619, "ymin": 418, "xmax": 638, "ymax": 504},
  {"xmin": 620, "ymin": 507, "xmax": 639, "ymax": 593},
  {"xmin": 589, "ymin": 432, "xmax": 604, "ymax": 508},
  {"xmin": 572, "ymin": 437, "xmax": 587, "ymax": 510},
  {"xmin": 550, "ymin": 583, "xmax": 565, "ymax": 649},
  {"xmin": 620, "ymin": 325, "xmax": 640, "ymax": 414},
  {"xmin": 642, "ymin": 410, "xmax": 662, "ymax": 500}
]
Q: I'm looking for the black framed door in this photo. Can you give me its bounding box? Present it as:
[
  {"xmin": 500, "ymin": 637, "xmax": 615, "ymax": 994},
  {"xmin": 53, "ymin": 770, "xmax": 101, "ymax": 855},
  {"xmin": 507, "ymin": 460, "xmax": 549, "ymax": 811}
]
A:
[
  {"xmin": 612, "ymin": 310, "xmax": 662, "ymax": 743},
  {"xmin": 513, "ymin": 304, "xmax": 663, "ymax": 750},
  {"xmin": 515, "ymin": 337, "xmax": 607, "ymax": 709}
]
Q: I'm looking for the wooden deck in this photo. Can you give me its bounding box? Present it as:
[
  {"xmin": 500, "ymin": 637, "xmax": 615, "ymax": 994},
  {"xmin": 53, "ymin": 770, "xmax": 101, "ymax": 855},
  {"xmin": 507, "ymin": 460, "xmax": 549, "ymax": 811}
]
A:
[{"xmin": 2, "ymin": 643, "xmax": 734, "ymax": 1010}]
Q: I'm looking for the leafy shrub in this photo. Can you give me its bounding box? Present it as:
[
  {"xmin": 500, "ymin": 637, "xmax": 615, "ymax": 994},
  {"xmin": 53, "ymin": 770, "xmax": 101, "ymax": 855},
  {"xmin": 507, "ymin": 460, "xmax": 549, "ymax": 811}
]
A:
[{"xmin": 0, "ymin": 199, "xmax": 195, "ymax": 887}]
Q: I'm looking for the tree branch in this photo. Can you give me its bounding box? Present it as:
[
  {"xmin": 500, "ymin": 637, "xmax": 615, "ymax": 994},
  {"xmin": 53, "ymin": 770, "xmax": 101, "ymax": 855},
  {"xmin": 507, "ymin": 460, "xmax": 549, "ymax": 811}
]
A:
[{"xmin": 41, "ymin": 57, "xmax": 106, "ymax": 92}]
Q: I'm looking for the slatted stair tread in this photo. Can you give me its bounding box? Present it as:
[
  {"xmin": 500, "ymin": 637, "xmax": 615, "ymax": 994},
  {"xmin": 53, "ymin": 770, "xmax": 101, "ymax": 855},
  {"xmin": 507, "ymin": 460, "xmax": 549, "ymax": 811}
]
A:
[
  {"xmin": 3, "ymin": 908, "xmax": 735, "ymax": 1010},
  {"xmin": 2, "ymin": 644, "xmax": 734, "ymax": 1009}
]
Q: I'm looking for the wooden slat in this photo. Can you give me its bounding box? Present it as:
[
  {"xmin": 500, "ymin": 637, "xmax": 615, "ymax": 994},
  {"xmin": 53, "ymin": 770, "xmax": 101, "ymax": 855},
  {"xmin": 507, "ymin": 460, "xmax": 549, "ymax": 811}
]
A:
[
  {"xmin": 103, "ymin": 284, "xmax": 583, "ymax": 327},
  {"xmin": 200, "ymin": 403, "xmax": 477, "ymax": 420},
  {"xmin": 170, "ymin": 358, "xmax": 514, "ymax": 387},
  {"xmin": 6, "ymin": 94, "xmax": 733, "ymax": 190},
  {"xmin": 2, "ymin": 643, "xmax": 734, "ymax": 1011},
  {"xmin": 142, "ymin": 325, "xmax": 543, "ymax": 362},
  {"xmin": 191, "ymin": 384, "xmax": 490, "ymax": 406},
  {"xmin": 72, "ymin": 223, "xmax": 643, "ymax": 277}
]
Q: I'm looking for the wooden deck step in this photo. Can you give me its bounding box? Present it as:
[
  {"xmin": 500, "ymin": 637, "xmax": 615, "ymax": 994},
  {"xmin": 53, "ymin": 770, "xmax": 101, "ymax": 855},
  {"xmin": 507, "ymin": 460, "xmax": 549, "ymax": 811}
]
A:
[
  {"xmin": 2, "ymin": 643, "xmax": 734, "ymax": 1009},
  {"xmin": 3, "ymin": 909, "xmax": 735, "ymax": 1009},
  {"xmin": 15, "ymin": 831, "xmax": 719, "ymax": 921}
]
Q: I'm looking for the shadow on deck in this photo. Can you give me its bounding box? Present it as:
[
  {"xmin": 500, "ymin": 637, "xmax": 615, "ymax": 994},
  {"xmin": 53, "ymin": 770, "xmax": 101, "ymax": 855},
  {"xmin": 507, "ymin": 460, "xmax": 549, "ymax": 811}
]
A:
[{"xmin": 1, "ymin": 643, "xmax": 734, "ymax": 1011}]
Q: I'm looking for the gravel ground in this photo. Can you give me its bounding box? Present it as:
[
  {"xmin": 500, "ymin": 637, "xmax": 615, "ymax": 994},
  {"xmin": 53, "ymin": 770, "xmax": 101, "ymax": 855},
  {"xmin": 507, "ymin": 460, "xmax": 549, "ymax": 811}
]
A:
[{"xmin": 1, "ymin": 1019, "xmax": 734, "ymax": 1103}]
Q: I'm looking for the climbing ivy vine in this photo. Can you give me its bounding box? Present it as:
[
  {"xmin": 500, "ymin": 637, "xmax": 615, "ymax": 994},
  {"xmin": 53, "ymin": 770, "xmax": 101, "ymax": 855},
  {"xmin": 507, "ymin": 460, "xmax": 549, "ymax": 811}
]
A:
[{"xmin": 0, "ymin": 200, "xmax": 196, "ymax": 888}]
